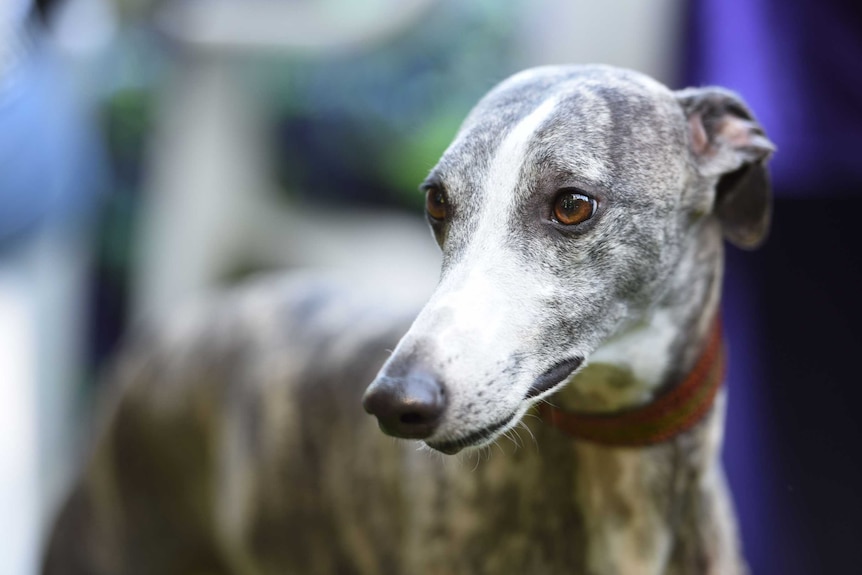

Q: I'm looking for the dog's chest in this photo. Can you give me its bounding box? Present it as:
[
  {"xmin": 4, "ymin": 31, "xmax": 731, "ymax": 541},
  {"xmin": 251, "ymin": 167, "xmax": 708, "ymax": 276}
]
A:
[{"xmin": 398, "ymin": 421, "xmax": 680, "ymax": 575}]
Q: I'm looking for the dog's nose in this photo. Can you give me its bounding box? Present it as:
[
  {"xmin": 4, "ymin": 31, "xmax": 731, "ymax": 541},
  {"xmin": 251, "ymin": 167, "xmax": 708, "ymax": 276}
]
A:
[{"xmin": 362, "ymin": 369, "xmax": 447, "ymax": 439}]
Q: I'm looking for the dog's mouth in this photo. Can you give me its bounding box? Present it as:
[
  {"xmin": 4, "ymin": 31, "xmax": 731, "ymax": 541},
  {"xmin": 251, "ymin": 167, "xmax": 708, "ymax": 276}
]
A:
[
  {"xmin": 425, "ymin": 412, "xmax": 518, "ymax": 455},
  {"xmin": 526, "ymin": 356, "xmax": 584, "ymax": 399},
  {"xmin": 424, "ymin": 358, "xmax": 583, "ymax": 455}
]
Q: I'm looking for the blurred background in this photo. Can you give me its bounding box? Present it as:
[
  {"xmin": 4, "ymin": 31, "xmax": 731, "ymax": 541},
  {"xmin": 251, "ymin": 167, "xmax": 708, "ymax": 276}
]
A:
[{"xmin": 1, "ymin": 0, "xmax": 860, "ymax": 573}]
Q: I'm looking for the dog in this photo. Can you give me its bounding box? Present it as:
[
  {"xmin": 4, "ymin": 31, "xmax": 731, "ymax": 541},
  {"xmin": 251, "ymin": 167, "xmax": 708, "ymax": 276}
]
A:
[{"xmin": 42, "ymin": 64, "xmax": 773, "ymax": 575}]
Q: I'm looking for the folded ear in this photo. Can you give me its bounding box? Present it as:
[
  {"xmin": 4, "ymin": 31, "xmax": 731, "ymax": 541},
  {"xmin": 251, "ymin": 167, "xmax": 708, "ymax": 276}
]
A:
[{"xmin": 676, "ymin": 87, "xmax": 776, "ymax": 249}]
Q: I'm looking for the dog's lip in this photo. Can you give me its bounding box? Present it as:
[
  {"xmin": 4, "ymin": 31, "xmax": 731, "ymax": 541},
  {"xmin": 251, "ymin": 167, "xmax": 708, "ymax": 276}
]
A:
[
  {"xmin": 525, "ymin": 356, "xmax": 584, "ymax": 399},
  {"xmin": 425, "ymin": 412, "xmax": 518, "ymax": 455}
]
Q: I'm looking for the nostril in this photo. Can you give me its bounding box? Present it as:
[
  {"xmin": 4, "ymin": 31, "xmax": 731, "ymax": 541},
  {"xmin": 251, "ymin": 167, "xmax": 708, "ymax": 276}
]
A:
[
  {"xmin": 362, "ymin": 369, "xmax": 448, "ymax": 439},
  {"xmin": 400, "ymin": 412, "xmax": 424, "ymax": 425}
]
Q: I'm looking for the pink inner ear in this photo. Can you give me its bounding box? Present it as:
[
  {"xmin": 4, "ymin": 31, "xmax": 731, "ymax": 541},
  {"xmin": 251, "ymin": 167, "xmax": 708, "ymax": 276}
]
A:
[
  {"xmin": 688, "ymin": 113, "xmax": 710, "ymax": 156},
  {"xmin": 717, "ymin": 116, "xmax": 759, "ymax": 148}
]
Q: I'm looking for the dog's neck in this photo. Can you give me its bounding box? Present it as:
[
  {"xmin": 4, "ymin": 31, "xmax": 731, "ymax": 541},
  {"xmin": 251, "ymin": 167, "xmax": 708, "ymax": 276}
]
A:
[
  {"xmin": 520, "ymin": 223, "xmax": 741, "ymax": 573},
  {"xmin": 555, "ymin": 220, "xmax": 724, "ymax": 414}
]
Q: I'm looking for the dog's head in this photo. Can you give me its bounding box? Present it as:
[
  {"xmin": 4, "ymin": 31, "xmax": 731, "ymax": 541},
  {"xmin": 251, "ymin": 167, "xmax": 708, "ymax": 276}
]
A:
[{"xmin": 363, "ymin": 65, "xmax": 773, "ymax": 453}]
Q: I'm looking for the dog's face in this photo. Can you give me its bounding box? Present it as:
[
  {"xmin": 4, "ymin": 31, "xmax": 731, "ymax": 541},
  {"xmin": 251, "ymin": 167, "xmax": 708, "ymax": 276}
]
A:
[{"xmin": 363, "ymin": 65, "xmax": 773, "ymax": 453}]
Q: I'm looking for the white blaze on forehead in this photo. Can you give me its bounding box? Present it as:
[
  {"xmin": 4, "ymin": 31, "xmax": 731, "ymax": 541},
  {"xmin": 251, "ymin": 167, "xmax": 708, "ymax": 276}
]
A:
[
  {"xmin": 476, "ymin": 87, "xmax": 616, "ymax": 227},
  {"xmin": 478, "ymin": 95, "xmax": 564, "ymax": 235}
]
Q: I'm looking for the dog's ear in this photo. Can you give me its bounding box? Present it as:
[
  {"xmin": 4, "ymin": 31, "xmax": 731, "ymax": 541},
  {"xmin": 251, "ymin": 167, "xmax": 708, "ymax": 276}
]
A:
[{"xmin": 676, "ymin": 87, "xmax": 776, "ymax": 249}]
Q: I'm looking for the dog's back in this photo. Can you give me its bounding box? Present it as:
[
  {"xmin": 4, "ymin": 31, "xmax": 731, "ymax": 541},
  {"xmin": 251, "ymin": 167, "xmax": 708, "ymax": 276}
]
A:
[{"xmin": 42, "ymin": 275, "xmax": 415, "ymax": 575}]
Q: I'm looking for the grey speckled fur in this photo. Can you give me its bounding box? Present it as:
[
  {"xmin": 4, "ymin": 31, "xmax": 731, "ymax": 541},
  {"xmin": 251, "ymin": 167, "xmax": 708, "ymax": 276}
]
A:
[{"xmin": 42, "ymin": 65, "xmax": 774, "ymax": 575}]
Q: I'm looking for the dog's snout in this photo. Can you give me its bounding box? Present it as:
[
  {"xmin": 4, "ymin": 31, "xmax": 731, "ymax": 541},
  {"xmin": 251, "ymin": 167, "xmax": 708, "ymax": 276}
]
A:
[{"xmin": 362, "ymin": 369, "xmax": 447, "ymax": 439}]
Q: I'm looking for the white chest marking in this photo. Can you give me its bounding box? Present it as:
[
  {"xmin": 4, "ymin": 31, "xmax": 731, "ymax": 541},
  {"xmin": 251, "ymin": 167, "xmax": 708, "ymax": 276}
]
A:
[{"xmin": 567, "ymin": 310, "xmax": 679, "ymax": 410}]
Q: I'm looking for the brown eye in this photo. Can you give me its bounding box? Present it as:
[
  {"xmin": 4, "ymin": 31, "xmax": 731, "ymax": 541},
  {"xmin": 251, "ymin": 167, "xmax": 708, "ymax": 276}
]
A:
[
  {"xmin": 425, "ymin": 187, "xmax": 448, "ymax": 221},
  {"xmin": 552, "ymin": 190, "xmax": 596, "ymax": 225}
]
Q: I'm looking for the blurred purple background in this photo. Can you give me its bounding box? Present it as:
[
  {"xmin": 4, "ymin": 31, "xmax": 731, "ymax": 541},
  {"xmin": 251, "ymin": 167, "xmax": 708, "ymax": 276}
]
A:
[
  {"xmin": 687, "ymin": 1, "xmax": 862, "ymax": 571},
  {"xmin": 2, "ymin": 0, "xmax": 860, "ymax": 572}
]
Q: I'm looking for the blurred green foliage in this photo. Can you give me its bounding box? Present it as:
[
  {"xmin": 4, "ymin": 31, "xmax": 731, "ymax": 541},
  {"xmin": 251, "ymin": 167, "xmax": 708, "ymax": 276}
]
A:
[{"xmin": 248, "ymin": 0, "xmax": 519, "ymax": 210}]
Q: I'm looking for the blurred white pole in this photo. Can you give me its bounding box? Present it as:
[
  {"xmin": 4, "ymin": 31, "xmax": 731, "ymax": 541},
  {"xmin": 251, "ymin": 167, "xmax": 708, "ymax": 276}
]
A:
[
  {"xmin": 134, "ymin": 54, "xmax": 269, "ymax": 318},
  {"xmin": 0, "ymin": 226, "xmax": 89, "ymax": 575},
  {"xmin": 0, "ymin": 267, "xmax": 40, "ymax": 575}
]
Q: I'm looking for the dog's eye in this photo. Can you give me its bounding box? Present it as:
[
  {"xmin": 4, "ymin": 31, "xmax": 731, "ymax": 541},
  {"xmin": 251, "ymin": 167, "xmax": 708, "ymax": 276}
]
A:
[
  {"xmin": 552, "ymin": 190, "xmax": 596, "ymax": 225},
  {"xmin": 425, "ymin": 187, "xmax": 448, "ymax": 222}
]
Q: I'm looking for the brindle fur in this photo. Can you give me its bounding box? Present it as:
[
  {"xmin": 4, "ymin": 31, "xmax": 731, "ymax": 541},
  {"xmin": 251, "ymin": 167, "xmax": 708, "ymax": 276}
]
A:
[{"xmin": 43, "ymin": 66, "xmax": 773, "ymax": 575}]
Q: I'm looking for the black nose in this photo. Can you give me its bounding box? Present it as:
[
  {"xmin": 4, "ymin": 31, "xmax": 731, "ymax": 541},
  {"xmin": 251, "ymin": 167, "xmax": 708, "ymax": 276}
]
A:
[{"xmin": 362, "ymin": 369, "xmax": 447, "ymax": 439}]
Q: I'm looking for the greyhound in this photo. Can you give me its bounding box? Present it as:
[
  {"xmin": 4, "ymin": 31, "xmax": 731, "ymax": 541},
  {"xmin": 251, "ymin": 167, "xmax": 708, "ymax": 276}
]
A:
[{"xmin": 42, "ymin": 65, "xmax": 773, "ymax": 575}]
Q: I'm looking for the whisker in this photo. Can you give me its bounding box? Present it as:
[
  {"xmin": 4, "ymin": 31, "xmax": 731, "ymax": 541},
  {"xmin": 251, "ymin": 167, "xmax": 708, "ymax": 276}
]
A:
[
  {"xmin": 512, "ymin": 427, "xmax": 526, "ymax": 450},
  {"xmin": 518, "ymin": 420, "xmax": 539, "ymax": 450}
]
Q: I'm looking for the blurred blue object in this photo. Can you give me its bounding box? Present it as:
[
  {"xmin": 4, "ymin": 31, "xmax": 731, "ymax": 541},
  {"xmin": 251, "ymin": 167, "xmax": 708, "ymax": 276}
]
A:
[
  {"xmin": 0, "ymin": 17, "xmax": 105, "ymax": 248},
  {"xmin": 1, "ymin": 10, "xmax": 108, "ymax": 575}
]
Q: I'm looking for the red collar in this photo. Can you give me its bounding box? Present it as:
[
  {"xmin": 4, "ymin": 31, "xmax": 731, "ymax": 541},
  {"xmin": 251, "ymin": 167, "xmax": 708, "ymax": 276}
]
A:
[{"xmin": 538, "ymin": 316, "xmax": 725, "ymax": 447}]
